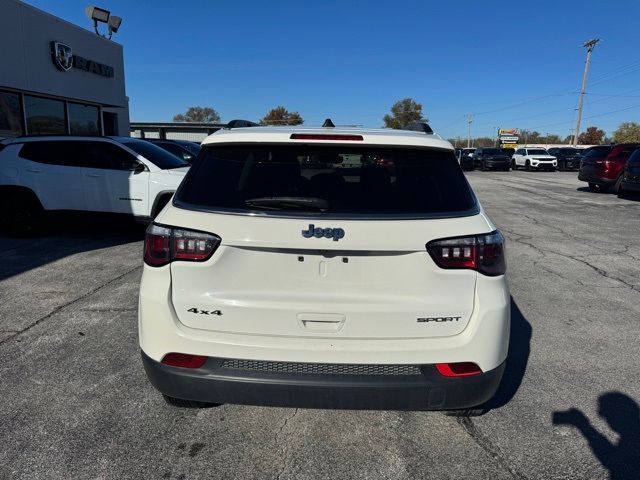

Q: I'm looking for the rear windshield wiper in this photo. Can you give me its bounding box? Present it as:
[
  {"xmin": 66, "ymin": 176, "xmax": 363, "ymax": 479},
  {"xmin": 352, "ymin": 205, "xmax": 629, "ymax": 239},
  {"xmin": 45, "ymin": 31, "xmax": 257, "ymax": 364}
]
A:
[{"xmin": 244, "ymin": 196, "xmax": 329, "ymax": 211}]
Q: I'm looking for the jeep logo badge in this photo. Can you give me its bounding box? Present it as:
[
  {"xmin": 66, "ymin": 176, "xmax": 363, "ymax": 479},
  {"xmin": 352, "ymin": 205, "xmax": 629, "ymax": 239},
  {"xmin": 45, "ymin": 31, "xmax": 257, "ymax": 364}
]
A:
[{"xmin": 302, "ymin": 224, "xmax": 345, "ymax": 241}]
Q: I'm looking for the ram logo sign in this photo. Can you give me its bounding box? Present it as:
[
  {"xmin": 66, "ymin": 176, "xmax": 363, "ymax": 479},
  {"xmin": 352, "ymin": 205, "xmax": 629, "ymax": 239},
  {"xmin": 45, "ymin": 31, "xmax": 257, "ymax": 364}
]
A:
[{"xmin": 51, "ymin": 42, "xmax": 73, "ymax": 71}]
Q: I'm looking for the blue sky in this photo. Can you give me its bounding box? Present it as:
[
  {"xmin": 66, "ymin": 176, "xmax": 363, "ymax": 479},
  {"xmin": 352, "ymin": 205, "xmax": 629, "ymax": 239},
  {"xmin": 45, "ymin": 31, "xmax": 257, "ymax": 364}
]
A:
[{"xmin": 27, "ymin": 0, "xmax": 640, "ymax": 139}]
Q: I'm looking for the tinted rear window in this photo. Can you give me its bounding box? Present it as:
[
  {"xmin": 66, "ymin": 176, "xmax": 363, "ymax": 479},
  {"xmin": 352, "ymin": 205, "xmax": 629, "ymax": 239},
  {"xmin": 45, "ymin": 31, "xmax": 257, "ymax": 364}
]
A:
[
  {"xmin": 121, "ymin": 140, "xmax": 188, "ymax": 169},
  {"xmin": 176, "ymin": 145, "xmax": 476, "ymax": 217},
  {"xmin": 584, "ymin": 147, "xmax": 612, "ymax": 158},
  {"xmin": 628, "ymin": 149, "xmax": 640, "ymax": 165},
  {"xmin": 480, "ymin": 148, "xmax": 503, "ymax": 155}
]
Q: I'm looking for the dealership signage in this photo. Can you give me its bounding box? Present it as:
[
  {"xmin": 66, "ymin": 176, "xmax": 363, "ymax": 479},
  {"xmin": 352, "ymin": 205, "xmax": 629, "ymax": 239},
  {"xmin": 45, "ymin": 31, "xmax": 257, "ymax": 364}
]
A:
[
  {"xmin": 50, "ymin": 41, "xmax": 114, "ymax": 78},
  {"xmin": 498, "ymin": 128, "xmax": 519, "ymax": 148}
]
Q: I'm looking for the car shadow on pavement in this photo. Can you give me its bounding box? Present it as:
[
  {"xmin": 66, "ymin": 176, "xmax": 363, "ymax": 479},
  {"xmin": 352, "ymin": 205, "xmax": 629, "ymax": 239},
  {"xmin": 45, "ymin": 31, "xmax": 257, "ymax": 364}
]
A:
[
  {"xmin": 553, "ymin": 392, "xmax": 640, "ymax": 480},
  {"xmin": 0, "ymin": 213, "xmax": 146, "ymax": 281},
  {"xmin": 485, "ymin": 297, "xmax": 532, "ymax": 410}
]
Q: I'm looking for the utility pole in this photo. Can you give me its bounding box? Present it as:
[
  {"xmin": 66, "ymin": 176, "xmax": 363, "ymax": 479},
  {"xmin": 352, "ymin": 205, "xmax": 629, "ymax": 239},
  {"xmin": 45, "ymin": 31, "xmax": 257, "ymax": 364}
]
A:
[
  {"xmin": 573, "ymin": 38, "xmax": 600, "ymax": 146},
  {"xmin": 466, "ymin": 114, "xmax": 473, "ymax": 147}
]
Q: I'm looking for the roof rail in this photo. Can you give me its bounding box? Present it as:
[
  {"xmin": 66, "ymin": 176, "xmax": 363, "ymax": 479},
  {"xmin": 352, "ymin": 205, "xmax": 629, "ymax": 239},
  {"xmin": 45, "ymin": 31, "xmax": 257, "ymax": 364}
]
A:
[
  {"xmin": 404, "ymin": 122, "xmax": 434, "ymax": 134},
  {"xmin": 226, "ymin": 119, "xmax": 259, "ymax": 129}
]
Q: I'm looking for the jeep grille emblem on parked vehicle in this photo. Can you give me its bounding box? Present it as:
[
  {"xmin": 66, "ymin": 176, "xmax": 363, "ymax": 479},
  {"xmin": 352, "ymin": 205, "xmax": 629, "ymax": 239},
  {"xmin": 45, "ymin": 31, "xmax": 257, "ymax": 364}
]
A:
[{"xmin": 301, "ymin": 224, "xmax": 345, "ymax": 241}]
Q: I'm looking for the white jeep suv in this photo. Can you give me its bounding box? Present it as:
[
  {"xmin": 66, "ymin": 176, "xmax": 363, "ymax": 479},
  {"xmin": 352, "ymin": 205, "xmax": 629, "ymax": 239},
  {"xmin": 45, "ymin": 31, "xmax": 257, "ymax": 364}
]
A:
[
  {"xmin": 0, "ymin": 136, "xmax": 189, "ymax": 234},
  {"xmin": 512, "ymin": 147, "xmax": 557, "ymax": 171},
  {"xmin": 139, "ymin": 122, "xmax": 510, "ymax": 413}
]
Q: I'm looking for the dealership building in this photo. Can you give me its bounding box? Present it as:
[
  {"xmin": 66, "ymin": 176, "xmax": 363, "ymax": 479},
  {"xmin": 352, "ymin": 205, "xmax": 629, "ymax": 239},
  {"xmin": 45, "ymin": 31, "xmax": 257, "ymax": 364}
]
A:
[{"xmin": 0, "ymin": 0, "xmax": 129, "ymax": 139}]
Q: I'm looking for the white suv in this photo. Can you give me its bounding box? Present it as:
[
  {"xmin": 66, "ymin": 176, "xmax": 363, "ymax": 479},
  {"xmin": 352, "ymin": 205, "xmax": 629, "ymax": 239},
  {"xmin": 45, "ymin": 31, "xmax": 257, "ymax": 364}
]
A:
[
  {"xmin": 0, "ymin": 136, "xmax": 189, "ymax": 234},
  {"xmin": 139, "ymin": 122, "xmax": 510, "ymax": 413},
  {"xmin": 512, "ymin": 147, "xmax": 557, "ymax": 171}
]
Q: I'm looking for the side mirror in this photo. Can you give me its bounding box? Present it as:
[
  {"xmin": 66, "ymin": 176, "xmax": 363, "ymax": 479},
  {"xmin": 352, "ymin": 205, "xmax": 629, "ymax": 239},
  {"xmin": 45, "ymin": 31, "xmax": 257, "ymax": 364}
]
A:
[{"xmin": 133, "ymin": 163, "xmax": 146, "ymax": 174}]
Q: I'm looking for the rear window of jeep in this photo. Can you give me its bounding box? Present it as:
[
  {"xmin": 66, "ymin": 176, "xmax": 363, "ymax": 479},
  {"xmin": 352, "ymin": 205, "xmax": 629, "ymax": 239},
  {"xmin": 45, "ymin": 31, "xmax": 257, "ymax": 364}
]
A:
[{"xmin": 175, "ymin": 145, "xmax": 477, "ymax": 216}]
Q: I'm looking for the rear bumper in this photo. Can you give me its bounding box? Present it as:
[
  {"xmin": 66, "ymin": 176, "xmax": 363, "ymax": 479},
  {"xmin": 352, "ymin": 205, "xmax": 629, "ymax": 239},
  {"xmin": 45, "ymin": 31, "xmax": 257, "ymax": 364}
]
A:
[
  {"xmin": 578, "ymin": 170, "xmax": 616, "ymax": 185},
  {"xmin": 142, "ymin": 351, "xmax": 505, "ymax": 410},
  {"xmin": 483, "ymin": 160, "xmax": 510, "ymax": 169}
]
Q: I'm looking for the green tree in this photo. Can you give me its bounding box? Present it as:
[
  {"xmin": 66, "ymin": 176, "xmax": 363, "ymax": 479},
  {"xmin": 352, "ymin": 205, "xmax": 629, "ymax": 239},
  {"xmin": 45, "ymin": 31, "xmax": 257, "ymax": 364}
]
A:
[
  {"xmin": 520, "ymin": 130, "xmax": 542, "ymax": 144},
  {"xmin": 612, "ymin": 122, "xmax": 640, "ymax": 143},
  {"xmin": 383, "ymin": 98, "xmax": 426, "ymax": 129},
  {"xmin": 173, "ymin": 106, "xmax": 221, "ymax": 123},
  {"xmin": 543, "ymin": 134, "xmax": 563, "ymax": 144},
  {"xmin": 260, "ymin": 106, "xmax": 304, "ymax": 126}
]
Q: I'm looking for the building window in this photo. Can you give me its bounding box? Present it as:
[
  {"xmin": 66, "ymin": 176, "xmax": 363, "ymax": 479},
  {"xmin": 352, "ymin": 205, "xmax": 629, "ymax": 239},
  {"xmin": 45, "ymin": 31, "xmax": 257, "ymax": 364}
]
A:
[
  {"xmin": 0, "ymin": 91, "xmax": 23, "ymax": 138},
  {"xmin": 24, "ymin": 95, "xmax": 66, "ymax": 134},
  {"xmin": 68, "ymin": 103, "xmax": 100, "ymax": 135}
]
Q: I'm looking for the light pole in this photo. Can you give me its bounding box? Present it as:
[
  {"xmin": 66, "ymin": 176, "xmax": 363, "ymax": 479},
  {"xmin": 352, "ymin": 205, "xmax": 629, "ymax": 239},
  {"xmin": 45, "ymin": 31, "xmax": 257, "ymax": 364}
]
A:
[
  {"xmin": 466, "ymin": 114, "xmax": 473, "ymax": 148},
  {"xmin": 573, "ymin": 39, "xmax": 600, "ymax": 146}
]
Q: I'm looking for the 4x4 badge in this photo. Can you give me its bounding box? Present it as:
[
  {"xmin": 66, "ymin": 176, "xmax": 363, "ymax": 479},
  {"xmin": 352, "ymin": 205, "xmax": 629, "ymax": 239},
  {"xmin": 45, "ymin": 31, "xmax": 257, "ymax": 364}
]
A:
[
  {"xmin": 188, "ymin": 308, "xmax": 222, "ymax": 316},
  {"xmin": 302, "ymin": 224, "xmax": 345, "ymax": 241}
]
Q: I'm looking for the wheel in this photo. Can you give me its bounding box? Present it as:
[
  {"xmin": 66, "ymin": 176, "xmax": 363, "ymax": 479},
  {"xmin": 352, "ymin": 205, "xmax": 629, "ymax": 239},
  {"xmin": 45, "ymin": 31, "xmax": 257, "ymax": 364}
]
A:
[
  {"xmin": 525, "ymin": 160, "xmax": 531, "ymax": 171},
  {"xmin": 0, "ymin": 192, "xmax": 44, "ymax": 236},
  {"xmin": 588, "ymin": 182, "xmax": 606, "ymax": 193},
  {"xmin": 617, "ymin": 185, "xmax": 627, "ymax": 199},
  {"xmin": 163, "ymin": 394, "xmax": 221, "ymax": 408},
  {"xmin": 511, "ymin": 159, "xmax": 516, "ymax": 170},
  {"xmin": 503, "ymin": 166, "xmax": 510, "ymax": 172},
  {"xmin": 613, "ymin": 174, "xmax": 624, "ymax": 193},
  {"xmin": 481, "ymin": 161, "xmax": 487, "ymax": 171},
  {"xmin": 442, "ymin": 408, "xmax": 486, "ymax": 417}
]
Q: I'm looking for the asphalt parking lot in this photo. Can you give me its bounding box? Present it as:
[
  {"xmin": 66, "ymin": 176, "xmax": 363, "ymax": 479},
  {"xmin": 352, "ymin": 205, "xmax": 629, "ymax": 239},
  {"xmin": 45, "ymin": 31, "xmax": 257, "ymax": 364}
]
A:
[{"xmin": 1, "ymin": 170, "xmax": 639, "ymax": 480}]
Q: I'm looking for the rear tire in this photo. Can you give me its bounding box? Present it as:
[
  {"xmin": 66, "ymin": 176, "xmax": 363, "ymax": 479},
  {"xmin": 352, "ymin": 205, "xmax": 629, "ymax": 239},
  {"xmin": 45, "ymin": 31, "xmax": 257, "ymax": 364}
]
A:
[
  {"xmin": 163, "ymin": 394, "xmax": 221, "ymax": 409},
  {"xmin": 613, "ymin": 174, "xmax": 624, "ymax": 193},
  {"xmin": 0, "ymin": 192, "xmax": 45, "ymax": 236},
  {"xmin": 588, "ymin": 182, "xmax": 606, "ymax": 193},
  {"xmin": 525, "ymin": 160, "xmax": 531, "ymax": 171},
  {"xmin": 511, "ymin": 159, "xmax": 516, "ymax": 170}
]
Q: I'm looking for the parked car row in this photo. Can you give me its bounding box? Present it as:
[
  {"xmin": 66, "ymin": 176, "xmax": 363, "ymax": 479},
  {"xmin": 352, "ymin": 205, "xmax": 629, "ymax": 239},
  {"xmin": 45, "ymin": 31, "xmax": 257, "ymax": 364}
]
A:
[
  {"xmin": 454, "ymin": 142, "xmax": 640, "ymax": 198},
  {"xmin": 578, "ymin": 143, "xmax": 640, "ymax": 195}
]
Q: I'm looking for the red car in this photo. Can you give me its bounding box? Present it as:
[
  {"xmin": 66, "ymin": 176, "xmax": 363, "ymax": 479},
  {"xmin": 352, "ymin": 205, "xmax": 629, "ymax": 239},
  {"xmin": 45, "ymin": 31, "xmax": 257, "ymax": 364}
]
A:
[{"xmin": 578, "ymin": 144, "xmax": 640, "ymax": 192}]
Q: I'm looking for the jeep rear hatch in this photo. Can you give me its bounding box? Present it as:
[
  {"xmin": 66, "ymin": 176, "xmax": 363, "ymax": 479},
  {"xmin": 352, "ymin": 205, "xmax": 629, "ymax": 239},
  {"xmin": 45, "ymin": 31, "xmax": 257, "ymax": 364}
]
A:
[{"xmin": 165, "ymin": 145, "xmax": 489, "ymax": 340}]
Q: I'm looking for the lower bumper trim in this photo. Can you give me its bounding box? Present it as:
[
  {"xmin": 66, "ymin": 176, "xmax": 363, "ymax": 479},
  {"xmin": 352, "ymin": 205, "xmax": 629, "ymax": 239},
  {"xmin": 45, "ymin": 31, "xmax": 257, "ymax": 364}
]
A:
[{"xmin": 141, "ymin": 351, "xmax": 505, "ymax": 411}]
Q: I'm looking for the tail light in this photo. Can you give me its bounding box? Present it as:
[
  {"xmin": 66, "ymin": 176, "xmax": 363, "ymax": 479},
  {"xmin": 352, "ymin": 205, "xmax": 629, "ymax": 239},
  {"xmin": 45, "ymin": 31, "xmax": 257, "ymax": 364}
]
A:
[
  {"xmin": 435, "ymin": 362, "xmax": 482, "ymax": 377},
  {"xmin": 144, "ymin": 223, "xmax": 221, "ymax": 267},
  {"xmin": 161, "ymin": 352, "xmax": 208, "ymax": 368},
  {"xmin": 427, "ymin": 230, "xmax": 506, "ymax": 276}
]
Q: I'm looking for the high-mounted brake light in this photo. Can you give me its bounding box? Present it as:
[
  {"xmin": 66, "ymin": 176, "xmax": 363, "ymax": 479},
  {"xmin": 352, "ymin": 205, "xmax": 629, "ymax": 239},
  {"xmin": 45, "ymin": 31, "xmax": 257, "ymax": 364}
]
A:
[
  {"xmin": 144, "ymin": 224, "xmax": 221, "ymax": 267},
  {"xmin": 161, "ymin": 352, "xmax": 208, "ymax": 368},
  {"xmin": 426, "ymin": 231, "xmax": 506, "ymax": 276},
  {"xmin": 435, "ymin": 362, "xmax": 482, "ymax": 377},
  {"xmin": 290, "ymin": 133, "xmax": 363, "ymax": 141}
]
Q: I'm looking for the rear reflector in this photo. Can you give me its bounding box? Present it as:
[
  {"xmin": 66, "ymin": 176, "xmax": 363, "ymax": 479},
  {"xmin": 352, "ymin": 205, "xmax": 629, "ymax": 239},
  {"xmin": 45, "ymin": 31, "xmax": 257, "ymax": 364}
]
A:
[
  {"xmin": 426, "ymin": 230, "xmax": 506, "ymax": 276},
  {"xmin": 161, "ymin": 352, "xmax": 208, "ymax": 369},
  {"xmin": 435, "ymin": 362, "xmax": 482, "ymax": 377},
  {"xmin": 144, "ymin": 223, "xmax": 221, "ymax": 267},
  {"xmin": 290, "ymin": 133, "xmax": 363, "ymax": 141}
]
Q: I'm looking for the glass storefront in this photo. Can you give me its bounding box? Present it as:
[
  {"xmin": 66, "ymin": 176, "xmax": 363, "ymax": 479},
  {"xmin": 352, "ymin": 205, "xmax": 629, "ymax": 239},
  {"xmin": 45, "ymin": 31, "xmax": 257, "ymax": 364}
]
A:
[
  {"xmin": 24, "ymin": 95, "xmax": 66, "ymax": 134},
  {"xmin": 0, "ymin": 91, "xmax": 23, "ymax": 138},
  {"xmin": 0, "ymin": 89, "xmax": 105, "ymax": 138},
  {"xmin": 68, "ymin": 102, "xmax": 100, "ymax": 135}
]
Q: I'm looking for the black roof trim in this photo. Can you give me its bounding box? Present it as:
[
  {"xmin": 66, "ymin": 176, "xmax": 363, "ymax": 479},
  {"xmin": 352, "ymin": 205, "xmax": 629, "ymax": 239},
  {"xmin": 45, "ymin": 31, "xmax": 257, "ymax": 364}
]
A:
[
  {"xmin": 404, "ymin": 122, "xmax": 434, "ymax": 134},
  {"xmin": 226, "ymin": 119, "xmax": 259, "ymax": 129}
]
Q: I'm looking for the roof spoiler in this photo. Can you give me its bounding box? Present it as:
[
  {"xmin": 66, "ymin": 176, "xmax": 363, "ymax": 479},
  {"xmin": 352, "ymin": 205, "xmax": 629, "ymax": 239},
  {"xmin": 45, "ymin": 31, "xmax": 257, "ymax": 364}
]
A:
[
  {"xmin": 403, "ymin": 122, "xmax": 434, "ymax": 134},
  {"xmin": 226, "ymin": 119, "xmax": 259, "ymax": 129}
]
